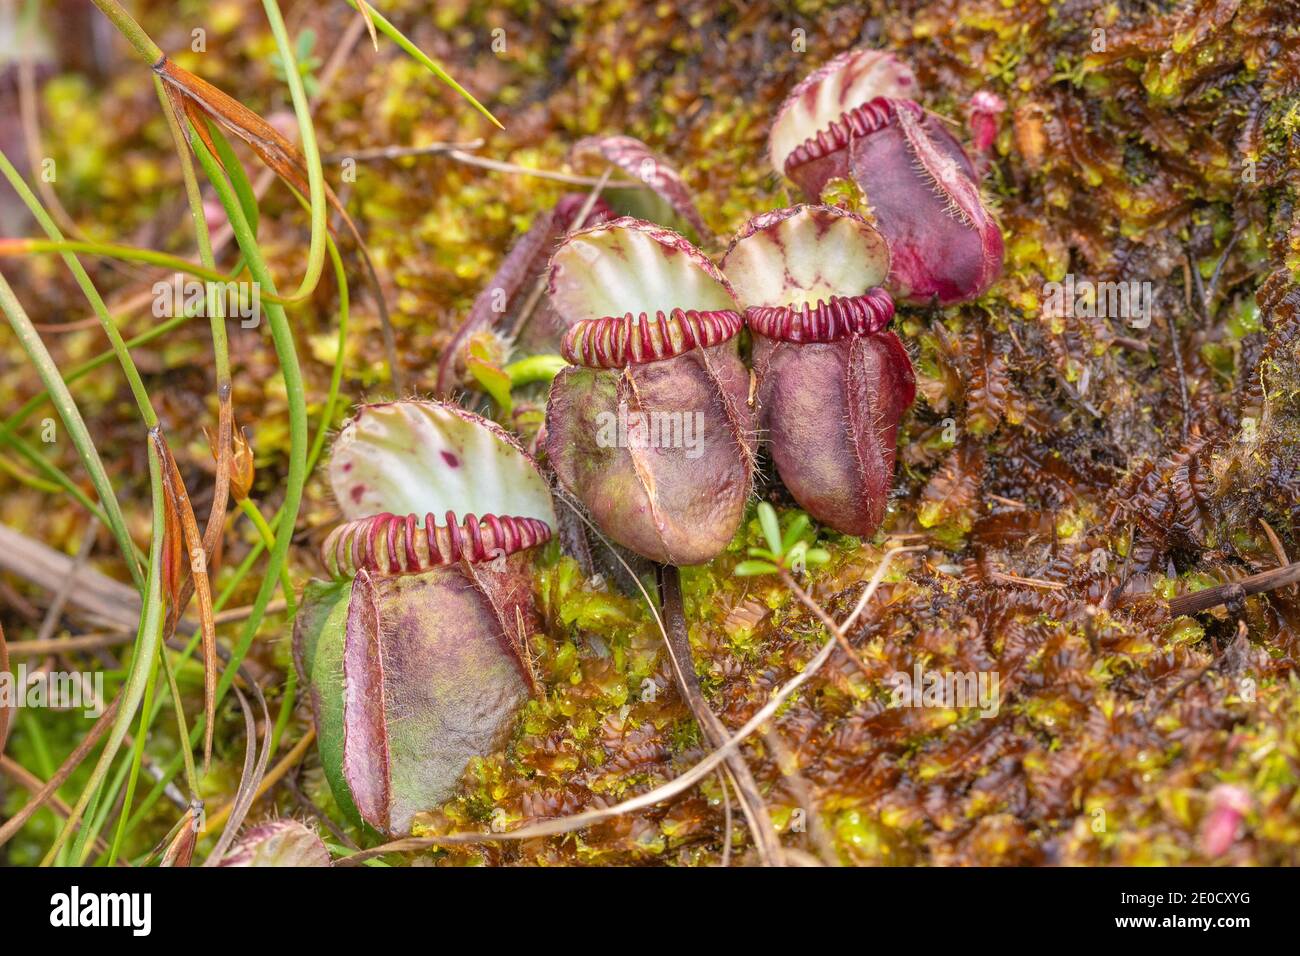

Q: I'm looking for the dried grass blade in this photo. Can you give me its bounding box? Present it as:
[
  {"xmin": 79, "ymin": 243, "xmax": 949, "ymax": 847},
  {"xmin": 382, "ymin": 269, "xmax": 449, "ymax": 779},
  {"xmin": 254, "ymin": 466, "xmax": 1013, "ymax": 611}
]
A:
[
  {"xmin": 159, "ymin": 808, "xmax": 198, "ymax": 867},
  {"xmin": 203, "ymin": 681, "xmax": 272, "ymax": 865},
  {"xmin": 356, "ymin": 0, "xmax": 380, "ymax": 51},
  {"xmin": 152, "ymin": 428, "xmax": 218, "ymax": 771},
  {"xmin": 200, "ymin": 390, "xmax": 234, "ymax": 560}
]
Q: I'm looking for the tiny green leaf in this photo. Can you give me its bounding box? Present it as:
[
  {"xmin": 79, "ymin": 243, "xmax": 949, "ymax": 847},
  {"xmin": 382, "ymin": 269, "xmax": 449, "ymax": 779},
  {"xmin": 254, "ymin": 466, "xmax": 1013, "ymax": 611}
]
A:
[
  {"xmin": 781, "ymin": 513, "xmax": 811, "ymax": 554},
  {"xmin": 758, "ymin": 502, "xmax": 783, "ymax": 558},
  {"xmin": 467, "ymin": 355, "xmax": 513, "ymax": 416},
  {"xmin": 505, "ymin": 353, "xmax": 567, "ymax": 387}
]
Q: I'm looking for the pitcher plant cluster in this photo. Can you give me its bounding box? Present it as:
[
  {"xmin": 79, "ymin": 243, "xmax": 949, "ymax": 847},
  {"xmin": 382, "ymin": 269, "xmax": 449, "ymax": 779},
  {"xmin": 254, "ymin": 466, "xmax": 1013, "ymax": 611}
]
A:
[{"xmin": 296, "ymin": 46, "xmax": 1005, "ymax": 836}]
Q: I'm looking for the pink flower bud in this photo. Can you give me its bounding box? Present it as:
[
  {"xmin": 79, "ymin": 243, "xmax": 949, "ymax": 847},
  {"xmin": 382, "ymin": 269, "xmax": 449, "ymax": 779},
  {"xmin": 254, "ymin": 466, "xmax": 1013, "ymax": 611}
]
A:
[
  {"xmin": 1200, "ymin": 784, "xmax": 1252, "ymax": 858},
  {"xmin": 968, "ymin": 90, "xmax": 1006, "ymax": 155}
]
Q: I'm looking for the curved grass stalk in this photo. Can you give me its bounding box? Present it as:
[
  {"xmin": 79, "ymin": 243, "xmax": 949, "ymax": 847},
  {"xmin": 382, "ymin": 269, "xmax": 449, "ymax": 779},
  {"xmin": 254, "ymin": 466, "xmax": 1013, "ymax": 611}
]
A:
[
  {"xmin": 206, "ymin": 114, "xmax": 261, "ymax": 243},
  {"xmin": 0, "ymin": 271, "xmax": 143, "ymax": 589},
  {"xmin": 10, "ymin": 28, "xmax": 328, "ymax": 802},
  {"xmin": 189, "ymin": 130, "xmax": 308, "ymax": 733},
  {"xmin": 7, "ymin": 42, "xmax": 242, "ymax": 857},
  {"xmin": 265, "ymin": 232, "xmax": 349, "ymax": 757},
  {"xmin": 290, "ymin": 203, "xmax": 352, "ymax": 473},
  {"xmin": 262, "ymin": 0, "xmax": 326, "ymax": 301},
  {"xmin": 88, "ymin": 0, "xmax": 327, "ymax": 305},
  {"xmin": 145, "ymin": 1, "xmax": 397, "ymax": 393},
  {"xmin": 153, "ymin": 74, "xmax": 232, "ymax": 792},
  {"xmin": 60, "ymin": 120, "xmax": 310, "ymax": 849},
  {"xmin": 71, "ymin": 160, "xmax": 350, "ymax": 856}
]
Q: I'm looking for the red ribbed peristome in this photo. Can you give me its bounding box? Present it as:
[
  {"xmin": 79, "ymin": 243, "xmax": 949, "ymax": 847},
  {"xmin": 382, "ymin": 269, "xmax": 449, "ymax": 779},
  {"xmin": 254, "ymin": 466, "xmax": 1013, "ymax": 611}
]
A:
[
  {"xmin": 745, "ymin": 288, "xmax": 895, "ymax": 343},
  {"xmin": 560, "ymin": 308, "xmax": 743, "ymax": 368},
  {"xmin": 323, "ymin": 511, "xmax": 552, "ymax": 578},
  {"xmin": 783, "ymin": 97, "xmax": 923, "ymax": 177}
]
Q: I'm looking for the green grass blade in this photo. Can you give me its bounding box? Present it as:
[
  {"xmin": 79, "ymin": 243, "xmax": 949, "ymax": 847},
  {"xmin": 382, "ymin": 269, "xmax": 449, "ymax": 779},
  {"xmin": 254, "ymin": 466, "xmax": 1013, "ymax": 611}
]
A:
[
  {"xmin": 343, "ymin": 0, "xmax": 503, "ymax": 129},
  {"xmin": 208, "ymin": 123, "xmax": 260, "ymax": 239},
  {"xmin": 109, "ymin": 229, "xmax": 351, "ymax": 847},
  {"xmin": 39, "ymin": 440, "xmax": 167, "ymax": 865},
  {"xmin": 190, "ymin": 124, "xmax": 308, "ymax": 729}
]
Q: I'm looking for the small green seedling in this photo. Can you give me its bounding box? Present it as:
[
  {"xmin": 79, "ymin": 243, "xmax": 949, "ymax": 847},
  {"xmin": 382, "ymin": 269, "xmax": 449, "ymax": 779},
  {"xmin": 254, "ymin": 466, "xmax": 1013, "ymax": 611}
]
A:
[
  {"xmin": 734, "ymin": 502, "xmax": 830, "ymax": 577},
  {"xmin": 270, "ymin": 29, "xmax": 322, "ymax": 99}
]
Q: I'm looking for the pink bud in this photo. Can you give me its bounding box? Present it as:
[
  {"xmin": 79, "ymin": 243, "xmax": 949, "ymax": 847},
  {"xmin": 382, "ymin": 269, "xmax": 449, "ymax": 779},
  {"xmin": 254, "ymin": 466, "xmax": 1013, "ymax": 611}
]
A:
[
  {"xmin": 1200, "ymin": 784, "xmax": 1252, "ymax": 858},
  {"xmin": 968, "ymin": 90, "xmax": 1006, "ymax": 155}
]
